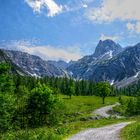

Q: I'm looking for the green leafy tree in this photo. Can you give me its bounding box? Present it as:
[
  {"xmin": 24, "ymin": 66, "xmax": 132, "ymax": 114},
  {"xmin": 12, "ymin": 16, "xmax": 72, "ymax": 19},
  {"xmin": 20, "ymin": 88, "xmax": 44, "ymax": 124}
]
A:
[
  {"xmin": 67, "ymin": 79, "xmax": 75, "ymax": 99},
  {"xmin": 26, "ymin": 82, "xmax": 64, "ymax": 127},
  {"xmin": 125, "ymin": 99, "xmax": 137, "ymax": 116},
  {"xmin": 96, "ymin": 82, "xmax": 111, "ymax": 104}
]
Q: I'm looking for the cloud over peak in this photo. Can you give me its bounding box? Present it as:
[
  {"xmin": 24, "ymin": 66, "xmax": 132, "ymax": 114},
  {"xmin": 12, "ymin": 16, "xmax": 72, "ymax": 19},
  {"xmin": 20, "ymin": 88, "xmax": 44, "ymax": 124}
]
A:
[{"xmin": 2, "ymin": 40, "xmax": 82, "ymax": 62}]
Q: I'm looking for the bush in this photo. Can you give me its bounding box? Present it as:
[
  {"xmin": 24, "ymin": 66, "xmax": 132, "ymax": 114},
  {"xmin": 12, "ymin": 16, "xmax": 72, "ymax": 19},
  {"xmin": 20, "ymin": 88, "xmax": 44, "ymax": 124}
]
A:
[
  {"xmin": 117, "ymin": 97, "xmax": 140, "ymax": 116},
  {"xmin": 25, "ymin": 83, "xmax": 65, "ymax": 127}
]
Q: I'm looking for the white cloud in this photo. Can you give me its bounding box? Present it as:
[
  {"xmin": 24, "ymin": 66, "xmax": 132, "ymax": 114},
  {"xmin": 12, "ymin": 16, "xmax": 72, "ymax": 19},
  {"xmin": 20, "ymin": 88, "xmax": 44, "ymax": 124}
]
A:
[
  {"xmin": 126, "ymin": 23, "xmax": 135, "ymax": 31},
  {"xmin": 86, "ymin": 0, "xmax": 140, "ymax": 33},
  {"xmin": 25, "ymin": 0, "xmax": 63, "ymax": 17},
  {"xmin": 87, "ymin": 0, "xmax": 140, "ymax": 22},
  {"xmin": 3, "ymin": 40, "xmax": 82, "ymax": 62},
  {"xmin": 100, "ymin": 34, "xmax": 119, "ymax": 41},
  {"xmin": 126, "ymin": 22, "xmax": 140, "ymax": 33},
  {"xmin": 82, "ymin": 4, "xmax": 88, "ymax": 8}
]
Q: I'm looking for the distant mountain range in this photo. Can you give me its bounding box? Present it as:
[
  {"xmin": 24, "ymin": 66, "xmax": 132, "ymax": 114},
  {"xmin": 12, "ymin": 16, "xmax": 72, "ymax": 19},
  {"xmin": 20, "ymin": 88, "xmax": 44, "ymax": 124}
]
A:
[
  {"xmin": 0, "ymin": 49, "xmax": 69, "ymax": 77},
  {"xmin": 1, "ymin": 39, "xmax": 140, "ymax": 88}
]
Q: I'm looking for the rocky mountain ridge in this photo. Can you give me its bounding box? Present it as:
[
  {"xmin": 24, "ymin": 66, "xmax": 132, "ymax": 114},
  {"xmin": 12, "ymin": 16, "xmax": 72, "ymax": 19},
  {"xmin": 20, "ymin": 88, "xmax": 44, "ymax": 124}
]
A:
[
  {"xmin": 1, "ymin": 39, "xmax": 140, "ymax": 88},
  {"xmin": 67, "ymin": 40, "xmax": 140, "ymax": 87},
  {"xmin": 0, "ymin": 49, "xmax": 69, "ymax": 78}
]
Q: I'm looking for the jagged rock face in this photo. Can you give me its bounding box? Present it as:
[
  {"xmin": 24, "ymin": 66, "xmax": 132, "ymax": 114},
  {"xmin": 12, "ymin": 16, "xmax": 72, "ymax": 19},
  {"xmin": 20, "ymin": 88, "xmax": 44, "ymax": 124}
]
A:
[
  {"xmin": 87, "ymin": 43, "xmax": 140, "ymax": 82},
  {"xmin": 3, "ymin": 50, "xmax": 68, "ymax": 77},
  {"xmin": 0, "ymin": 49, "xmax": 29, "ymax": 75},
  {"xmin": 93, "ymin": 39, "xmax": 122, "ymax": 57},
  {"xmin": 67, "ymin": 40, "xmax": 140, "ymax": 87},
  {"xmin": 67, "ymin": 39, "xmax": 123, "ymax": 80}
]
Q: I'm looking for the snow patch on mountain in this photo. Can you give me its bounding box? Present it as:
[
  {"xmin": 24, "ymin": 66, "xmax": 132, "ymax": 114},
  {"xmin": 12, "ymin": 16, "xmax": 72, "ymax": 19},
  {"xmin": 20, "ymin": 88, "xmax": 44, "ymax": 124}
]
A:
[
  {"xmin": 134, "ymin": 72, "xmax": 139, "ymax": 78},
  {"xmin": 110, "ymin": 80, "xmax": 114, "ymax": 85}
]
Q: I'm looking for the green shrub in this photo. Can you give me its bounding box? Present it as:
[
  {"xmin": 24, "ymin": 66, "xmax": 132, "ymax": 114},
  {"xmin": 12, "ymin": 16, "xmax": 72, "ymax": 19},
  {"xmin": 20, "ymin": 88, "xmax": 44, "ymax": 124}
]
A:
[
  {"xmin": 117, "ymin": 97, "xmax": 140, "ymax": 116},
  {"xmin": 25, "ymin": 83, "xmax": 65, "ymax": 127}
]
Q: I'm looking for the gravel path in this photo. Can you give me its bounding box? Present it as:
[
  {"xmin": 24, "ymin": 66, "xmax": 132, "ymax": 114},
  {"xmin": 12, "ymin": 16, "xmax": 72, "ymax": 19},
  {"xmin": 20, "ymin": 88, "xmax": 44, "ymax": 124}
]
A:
[
  {"xmin": 93, "ymin": 103, "xmax": 121, "ymax": 118},
  {"xmin": 68, "ymin": 122, "xmax": 131, "ymax": 140},
  {"xmin": 68, "ymin": 103, "xmax": 129, "ymax": 140}
]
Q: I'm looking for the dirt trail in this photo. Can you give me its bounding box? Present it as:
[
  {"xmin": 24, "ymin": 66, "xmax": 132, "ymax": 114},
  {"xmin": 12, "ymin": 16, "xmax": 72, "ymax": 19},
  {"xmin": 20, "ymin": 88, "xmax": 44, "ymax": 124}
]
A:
[
  {"xmin": 93, "ymin": 102, "xmax": 121, "ymax": 118},
  {"xmin": 68, "ymin": 122, "xmax": 131, "ymax": 140},
  {"xmin": 68, "ymin": 103, "xmax": 130, "ymax": 140}
]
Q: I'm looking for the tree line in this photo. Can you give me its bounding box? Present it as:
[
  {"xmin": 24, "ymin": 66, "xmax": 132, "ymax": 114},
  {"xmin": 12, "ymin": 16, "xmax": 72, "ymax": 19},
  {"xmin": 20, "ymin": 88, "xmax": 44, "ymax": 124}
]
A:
[
  {"xmin": 13, "ymin": 75, "xmax": 115, "ymax": 97},
  {"xmin": 118, "ymin": 81, "xmax": 140, "ymax": 96}
]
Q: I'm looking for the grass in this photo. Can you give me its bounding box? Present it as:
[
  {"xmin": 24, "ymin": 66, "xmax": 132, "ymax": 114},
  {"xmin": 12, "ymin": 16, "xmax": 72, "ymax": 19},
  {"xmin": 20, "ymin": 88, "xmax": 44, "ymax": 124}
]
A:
[
  {"xmin": 0, "ymin": 95, "xmax": 126, "ymax": 140},
  {"xmin": 121, "ymin": 117, "xmax": 140, "ymax": 140},
  {"xmin": 62, "ymin": 95, "xmax": 118, "ymax": 114},
  {"xmin": 61, "ymin": 95, "xmax": 119, "ymax": 122},
  {"xmin": 1, "ymin": 118, "xmax": 130, "ymax": 140}
]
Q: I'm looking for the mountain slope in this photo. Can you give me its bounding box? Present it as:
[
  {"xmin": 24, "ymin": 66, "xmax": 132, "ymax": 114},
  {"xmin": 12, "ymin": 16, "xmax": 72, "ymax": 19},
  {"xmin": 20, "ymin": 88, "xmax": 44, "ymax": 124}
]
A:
[
  {"xmin": 0, "ymin": 49, "xmax": 29, "ymax": 75},
  {"xmin": 67, "ymin": 40, "xmax": 140, "ymax": 87},
  {"xmin": 67, "ymin": 39, "xmax": 123, "ymax": 79},
  {"xmin": 86, "ymin": 43, "xmax": 140, "ymax": 82},
  {"xmin": 2, "ymin": 49, "xmax": 68, "ymax": 77},
  {"xmin": 47, "ymin": 60, "xmax": 70, "ymax": 69},
  {"xmin": 93, "ymin": 39, "xmax": 122, "ymax": 58}
]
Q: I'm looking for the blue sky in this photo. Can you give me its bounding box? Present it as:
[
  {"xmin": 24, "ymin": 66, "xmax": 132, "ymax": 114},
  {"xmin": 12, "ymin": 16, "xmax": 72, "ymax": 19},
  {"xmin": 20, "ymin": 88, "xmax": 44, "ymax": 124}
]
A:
[{"xmin": 0, "ymin": 0, "xmax": 140, "ymax": 61}]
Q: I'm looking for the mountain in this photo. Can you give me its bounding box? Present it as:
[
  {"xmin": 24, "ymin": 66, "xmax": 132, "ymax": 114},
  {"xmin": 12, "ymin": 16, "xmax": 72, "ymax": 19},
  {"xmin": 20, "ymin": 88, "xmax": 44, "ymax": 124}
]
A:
[
  {"xmin": 0, "ymin": 49, "xmax": 29, "ymax": 75},
  {"xmin": 1, "ymin": 49, "xmax": 69, "ymax": 77},
  {"xmin": 93, "ymin": 39, "xmax": 122, "ymax": 58},
  {"xmin": 47, "ymin": 60, "xmax": 70, "ymax": 69},
  {"xmin": 67, "ymin": 39, "xmax": 123, "ymax": 79},
  {"xmin": 67, "ymin": 40, "xmax": 140, "ymax": 87}
]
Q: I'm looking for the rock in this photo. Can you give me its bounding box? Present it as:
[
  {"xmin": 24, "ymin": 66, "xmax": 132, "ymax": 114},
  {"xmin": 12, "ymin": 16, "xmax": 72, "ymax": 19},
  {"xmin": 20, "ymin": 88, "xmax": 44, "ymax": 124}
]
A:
[{"xmin": 80, "ymin": 115, "xmax": 101, "ymax": 121}]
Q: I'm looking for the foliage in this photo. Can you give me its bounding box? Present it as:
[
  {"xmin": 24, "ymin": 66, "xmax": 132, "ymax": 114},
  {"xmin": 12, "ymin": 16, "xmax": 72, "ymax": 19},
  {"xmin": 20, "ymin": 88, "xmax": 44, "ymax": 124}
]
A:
[
  {"xmin": 96, "ymin": 82, "xmax": 111, "ymax": 104},
  {"xmin": 0, "ymin": 63, "xmax": 16, "ymax": 132},
  {"xmin": 0, "ymin": 93, "xmax": 16, "ymax": 132},
  {"xmin": 0, "ymin": 62, "xmax": 128, "ymax": 139},
  {"xmin": 115, "ymin": 96, "xmax": 140, "ymax": 116},
  {"xmin": 14, "ymin": 76, "xmax": 99, "ymax": 97},
  {"xmin": 25, "ymin": 83, "xmax": 64, "ymax": 127},
  {"xmin": 118, "ymin": 79, "xmax": 140, "ymax": 96},
  {"xmin": 0, "ymin": 117, "xmax": 129, "ymax": 140},
  {"xmin": 0, "ymin": 63, "xmax": 15, "ymax": 93}
]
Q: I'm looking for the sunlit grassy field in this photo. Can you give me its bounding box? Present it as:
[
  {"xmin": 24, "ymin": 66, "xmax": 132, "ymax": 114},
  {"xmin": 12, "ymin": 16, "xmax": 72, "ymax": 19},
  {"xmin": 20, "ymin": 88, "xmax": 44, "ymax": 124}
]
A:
[
  {"xmin": 62, "ymin": 95, "xmax": 118, "ymax": 117},
  {"xmin": 0, "ymin": 95, "xmax": 127, "ymax": 140}
]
